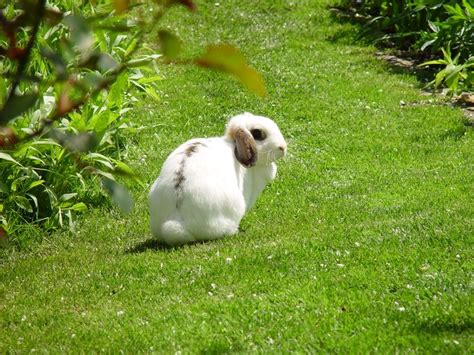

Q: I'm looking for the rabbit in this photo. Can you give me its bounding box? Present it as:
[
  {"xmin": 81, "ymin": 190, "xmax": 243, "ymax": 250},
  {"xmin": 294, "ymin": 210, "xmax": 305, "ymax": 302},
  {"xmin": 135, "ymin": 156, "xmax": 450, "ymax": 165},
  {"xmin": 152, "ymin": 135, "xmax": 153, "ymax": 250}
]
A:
[{"xmin": 148, "ymin": 112, "xmax": 287, "ymax": 246}]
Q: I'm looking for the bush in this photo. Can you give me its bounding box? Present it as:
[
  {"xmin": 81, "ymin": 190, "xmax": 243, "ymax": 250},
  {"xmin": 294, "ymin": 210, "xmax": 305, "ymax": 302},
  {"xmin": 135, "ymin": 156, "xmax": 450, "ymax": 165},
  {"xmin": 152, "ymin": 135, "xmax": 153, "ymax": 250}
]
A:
[
  {"xmin": 0, "ymin": 0, "xmax": 265, "ymax": 245},
  {"xmin": 338, "ymin": 0, "xmax": 474, "ymax": 94}
]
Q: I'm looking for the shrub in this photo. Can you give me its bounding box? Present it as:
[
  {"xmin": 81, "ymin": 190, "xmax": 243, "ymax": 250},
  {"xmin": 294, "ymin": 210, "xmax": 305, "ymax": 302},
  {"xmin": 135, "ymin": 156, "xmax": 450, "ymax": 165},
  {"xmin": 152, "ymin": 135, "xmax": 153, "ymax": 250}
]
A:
[
  {"xmin": 338, "ymin": 0, "xmax": 474, "ymax": 93},
  {"xmin": 0, "ymin": 0, "xmax": 265, "ymax": 245}
]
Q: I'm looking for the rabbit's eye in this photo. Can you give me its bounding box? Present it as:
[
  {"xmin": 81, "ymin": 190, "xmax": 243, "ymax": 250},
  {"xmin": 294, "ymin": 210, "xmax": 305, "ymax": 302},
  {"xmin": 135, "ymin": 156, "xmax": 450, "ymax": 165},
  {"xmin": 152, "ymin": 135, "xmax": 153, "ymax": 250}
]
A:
[{"xmin": 250, "ymin": 129, "xmax": 266, "ymax": 141}]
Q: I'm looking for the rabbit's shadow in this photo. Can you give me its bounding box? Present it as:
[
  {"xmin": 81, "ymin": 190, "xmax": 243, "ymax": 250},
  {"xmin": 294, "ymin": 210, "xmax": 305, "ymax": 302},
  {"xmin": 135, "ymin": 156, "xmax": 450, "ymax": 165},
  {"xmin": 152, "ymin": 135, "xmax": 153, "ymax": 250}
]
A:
[
  {"xmin": 125, "ymin": 238, "xmax": 175, "ymax": 253},
  {"xmin": 125, "ymin": 238, "xmax": 216, "ymax": 254}
]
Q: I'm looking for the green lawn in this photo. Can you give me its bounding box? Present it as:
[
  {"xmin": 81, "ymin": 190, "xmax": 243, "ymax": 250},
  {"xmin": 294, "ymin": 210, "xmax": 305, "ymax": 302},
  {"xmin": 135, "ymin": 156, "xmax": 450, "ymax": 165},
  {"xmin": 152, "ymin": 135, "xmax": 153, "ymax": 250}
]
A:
[{"xmin": 1, "ymin": 0, "xmax": 473, "ymax": 352}]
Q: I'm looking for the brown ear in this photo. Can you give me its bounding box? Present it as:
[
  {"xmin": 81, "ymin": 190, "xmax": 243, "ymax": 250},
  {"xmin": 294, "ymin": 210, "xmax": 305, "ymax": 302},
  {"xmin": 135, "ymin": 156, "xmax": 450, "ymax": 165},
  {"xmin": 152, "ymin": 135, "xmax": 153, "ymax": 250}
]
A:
[{"xmin": 233, "ymin": 128, "xmax": 257, "ymax": 167}]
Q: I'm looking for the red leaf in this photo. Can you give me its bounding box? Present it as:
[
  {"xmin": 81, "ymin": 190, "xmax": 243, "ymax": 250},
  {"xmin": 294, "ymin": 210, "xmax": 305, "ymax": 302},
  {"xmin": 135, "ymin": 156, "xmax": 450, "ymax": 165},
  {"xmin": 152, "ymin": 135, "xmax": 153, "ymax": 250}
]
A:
[
  {"xmin": 0, "ymin": 226, "xmax": 8, "ymax": 247},
  {"xmin": 112, "ymin": 0, "xmax": 130, "ymax": 14},
  {"xmin": 167, "ymin": 0, "xmax": 196, "ymax": 11},
  {"xmin": 7, "ymin": 46, "xmax": 26, "ymax": 59},
  {"xmin": 58, "ymin": 91, "xmax": 74, "ymax": 115},
  {"xmin": 0, "ymin": 128, "xmax": 18, "ymax": 147}
]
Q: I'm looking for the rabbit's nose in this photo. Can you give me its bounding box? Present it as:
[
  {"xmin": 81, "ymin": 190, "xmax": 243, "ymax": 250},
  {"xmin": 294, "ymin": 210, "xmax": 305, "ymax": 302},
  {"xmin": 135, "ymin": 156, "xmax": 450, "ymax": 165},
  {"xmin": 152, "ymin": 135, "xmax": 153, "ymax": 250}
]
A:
[{"xmin": 278, "ymin": 144, "xmax": 287, "ymax": 155}]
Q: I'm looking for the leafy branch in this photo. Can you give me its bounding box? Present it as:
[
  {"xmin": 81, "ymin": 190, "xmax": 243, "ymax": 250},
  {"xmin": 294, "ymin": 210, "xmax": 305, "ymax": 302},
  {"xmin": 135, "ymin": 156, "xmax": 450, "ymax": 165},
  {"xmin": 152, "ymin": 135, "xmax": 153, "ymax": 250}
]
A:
[{"xmin": 0, "ymin": 0, "xmax": 266, "ymax": 242}]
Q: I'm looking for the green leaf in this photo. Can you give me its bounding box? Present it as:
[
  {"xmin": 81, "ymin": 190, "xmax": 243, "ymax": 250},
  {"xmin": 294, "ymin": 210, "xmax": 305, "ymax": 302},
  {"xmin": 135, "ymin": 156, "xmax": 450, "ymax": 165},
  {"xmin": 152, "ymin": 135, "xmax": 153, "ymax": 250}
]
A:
[
  {"xmin": 158, "ymin": 30, "xmax": 182, "ymax": 59},
  {"xmin": 95, "ymin": 170, "xmax": 115, "ymax": 180},
  {"xmin": 125, "ymin": 54, "xmax": 162, "ymax": 68},
  {"xmin": 60, "ymin": 193, "xmax": 78, "ymax": 202},
  {"xmin": 14, "ymin": 196, "xmax": 33, "ymax": 213},
  {"xmin": 196, "ymin": 44, "xmax": 266, "ymax": 97},
  {"xmin": 102, "ymin": 178, "xmax": 134, "ymax": 214},
  {"xmin": 0, "ymin": 77, "xmax": 7, "ymax": 107},
  {"xmin": 137, "ymin": 76, "xmax": 162, "ymax": 84},
  {"xmin": 144, "ymin": 86, "xmax": 160, "ymax": 100},
  {"xmin": 420, "ymin": 59, "xmax": 448, "ymax": 67},
  {"xmin": 87, "ymin": 153, "xmax": 115, "ymax": 170},
  {"xmin": 27, "ymin": 180, "xmax": 45, "ymax": 191},
  {"xmin": 420, "ymin": 39, "xmax": 436, "ymax": 52},
  {"xmin": 108, "ymin": 73, "xmax": 128, "ymax": 108},
  {"xmin": 441, "ymin": 47, "xmax": 453, "ymax": 63},
  {"xmin": 125, "ymin": 37, "xmax": 139, "ymax": 57},
  {"xmin": 427, "ymin": 20, "xmax": 439, "ymax": 33},
  {"xmin": 435, "ymin": 68, "xmax": 447, "ymax": 88},
  {"xmin": 26, "ymin": 193, "xmax": 38, "ymax": 211},
  {"xmin": 114, "ymin": 161, "xmax": 136, "ymax": 176},
  {"xmin": 464, "ymin": 0, "xmax": 474, "ymax": 16},
  {"xmin": 0, "ymin": 93, "xmax": 39, "ymax": 125},
  {"xmin": 445, "ymin": 65, "xmax": 463, "ymax": 92},
  {"xmin": 70, "ymin": 202, "xmax": 87, "ymax": 212},
  {"xmin": 87, "ymin": 111, "xmax": 110, "ymax": 134},
  {"xmin": 0, "ymin": 152, "xmax": 21, "ymax": 166},
  {"xmin": 445, "ymin": 63, "xmax": 460, "ymax": 78}
]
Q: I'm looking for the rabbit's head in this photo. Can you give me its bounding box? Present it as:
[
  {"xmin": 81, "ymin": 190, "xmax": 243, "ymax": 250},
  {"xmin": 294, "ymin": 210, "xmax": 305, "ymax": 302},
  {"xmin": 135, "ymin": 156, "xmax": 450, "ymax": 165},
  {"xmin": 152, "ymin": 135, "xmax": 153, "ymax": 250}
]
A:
[{"xmin": 225, "ymin": 112, "xmax": 287, "ymax": 167}]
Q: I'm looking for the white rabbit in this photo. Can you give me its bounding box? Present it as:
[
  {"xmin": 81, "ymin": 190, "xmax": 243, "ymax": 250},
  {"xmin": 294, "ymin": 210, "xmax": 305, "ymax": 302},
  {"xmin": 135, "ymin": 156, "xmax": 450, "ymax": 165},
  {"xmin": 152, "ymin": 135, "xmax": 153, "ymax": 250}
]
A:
[{"xmin": 149, "ymin": 112, "xmax": 287, "ymax": 246}]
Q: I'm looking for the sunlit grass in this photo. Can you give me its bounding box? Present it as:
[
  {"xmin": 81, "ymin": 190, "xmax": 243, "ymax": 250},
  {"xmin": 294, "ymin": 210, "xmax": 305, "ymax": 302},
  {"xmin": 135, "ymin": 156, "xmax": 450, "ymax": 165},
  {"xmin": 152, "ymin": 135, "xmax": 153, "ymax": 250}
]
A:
[{"xmin": 1, "ymin": 0, "xmax": 472, "ymax": 352}]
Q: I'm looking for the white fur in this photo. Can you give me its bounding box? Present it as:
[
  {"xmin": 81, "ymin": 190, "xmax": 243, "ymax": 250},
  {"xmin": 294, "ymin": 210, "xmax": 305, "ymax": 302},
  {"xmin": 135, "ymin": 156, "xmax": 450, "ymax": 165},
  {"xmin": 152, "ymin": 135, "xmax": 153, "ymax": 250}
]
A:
[{"xmin": 148, "ymin": 113, "xmax": 287, "ymax": 246}]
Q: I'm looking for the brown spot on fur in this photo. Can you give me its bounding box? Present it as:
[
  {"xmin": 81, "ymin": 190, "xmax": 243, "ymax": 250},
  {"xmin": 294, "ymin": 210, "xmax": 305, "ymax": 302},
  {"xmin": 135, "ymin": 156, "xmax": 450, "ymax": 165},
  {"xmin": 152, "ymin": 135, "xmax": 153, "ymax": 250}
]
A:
[
  {"xmin": 174, "ymin": 142, "xmax": 205, "ymax": 208},
  {"xmin": 183, "ymin": 141, "xmax": 203, "ymax": 157},
  {"xmin": 174, "ymin": 161, "xmax": 185, "ymax": 209},
  {"xmin": 174, "ymin": 165, "xmax": 185, "ymax": 190}
]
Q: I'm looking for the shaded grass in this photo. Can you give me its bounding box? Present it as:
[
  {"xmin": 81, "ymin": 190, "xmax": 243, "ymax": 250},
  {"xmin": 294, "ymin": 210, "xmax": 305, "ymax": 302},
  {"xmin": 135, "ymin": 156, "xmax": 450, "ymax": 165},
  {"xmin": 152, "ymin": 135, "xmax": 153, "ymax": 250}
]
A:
[{"xmin": 1, "ymin": 0, "xmax": 473, "ymax": 352}]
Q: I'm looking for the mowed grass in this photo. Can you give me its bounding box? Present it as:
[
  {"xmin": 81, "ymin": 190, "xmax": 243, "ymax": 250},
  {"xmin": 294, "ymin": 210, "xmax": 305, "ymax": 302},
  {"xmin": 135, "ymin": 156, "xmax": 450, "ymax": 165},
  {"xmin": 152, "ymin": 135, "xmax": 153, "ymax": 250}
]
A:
[{"xmin": 1, "ymin": 0, "xmax": 473, "ymax": 352}]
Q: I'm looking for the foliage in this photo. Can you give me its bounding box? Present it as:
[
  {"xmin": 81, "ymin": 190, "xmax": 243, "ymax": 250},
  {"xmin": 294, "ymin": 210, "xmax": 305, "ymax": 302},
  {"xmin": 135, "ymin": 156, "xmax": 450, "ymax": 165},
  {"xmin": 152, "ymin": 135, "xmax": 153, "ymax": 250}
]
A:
[
  {"xmin": 0, "ymin": 0, "xmax": 266, "ymax": 244},
  {"xmin": 420, "ymin": 46, "xmax": 474, "ymax": 93},
  {"xmin": 338, "ymin": 0, "xmax": 474, "ymax": 93}
]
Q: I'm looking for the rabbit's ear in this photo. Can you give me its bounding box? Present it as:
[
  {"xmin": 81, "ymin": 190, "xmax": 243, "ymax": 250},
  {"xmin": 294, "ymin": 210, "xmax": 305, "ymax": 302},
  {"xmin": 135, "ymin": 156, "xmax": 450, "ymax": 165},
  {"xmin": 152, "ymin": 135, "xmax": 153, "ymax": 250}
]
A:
[{"xmin": 234, "ymin": 128, "xmax": 257, "ymax": 167}]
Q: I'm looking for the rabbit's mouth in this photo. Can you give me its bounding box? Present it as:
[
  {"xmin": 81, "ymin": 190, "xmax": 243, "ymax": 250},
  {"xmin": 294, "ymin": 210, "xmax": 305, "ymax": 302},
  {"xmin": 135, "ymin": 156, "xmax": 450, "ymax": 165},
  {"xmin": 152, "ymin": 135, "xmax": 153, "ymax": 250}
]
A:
[{"xmin": 259, "ymin": 147, "xmax": 286, "ymax": 165}]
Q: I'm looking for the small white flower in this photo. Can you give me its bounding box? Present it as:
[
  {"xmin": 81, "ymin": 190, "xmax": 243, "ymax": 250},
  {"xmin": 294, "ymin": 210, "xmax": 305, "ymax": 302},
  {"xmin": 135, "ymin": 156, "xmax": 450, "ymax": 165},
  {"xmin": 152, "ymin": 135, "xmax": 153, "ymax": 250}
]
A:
[
  {"xmin": 336, "ymin": 263, "xmax": 344, "ymax": 268},
  {"xmin": 117, "ymin": 310, "xmax": 125, "ymax": 316}
]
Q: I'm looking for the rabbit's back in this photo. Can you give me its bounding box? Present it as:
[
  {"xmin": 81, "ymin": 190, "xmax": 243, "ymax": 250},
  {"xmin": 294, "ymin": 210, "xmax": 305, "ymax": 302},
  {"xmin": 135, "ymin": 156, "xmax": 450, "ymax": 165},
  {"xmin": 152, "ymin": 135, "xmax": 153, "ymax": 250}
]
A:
[{"xmin": 149, "ymin": 138, "xmax": 246, "ymax": 245}]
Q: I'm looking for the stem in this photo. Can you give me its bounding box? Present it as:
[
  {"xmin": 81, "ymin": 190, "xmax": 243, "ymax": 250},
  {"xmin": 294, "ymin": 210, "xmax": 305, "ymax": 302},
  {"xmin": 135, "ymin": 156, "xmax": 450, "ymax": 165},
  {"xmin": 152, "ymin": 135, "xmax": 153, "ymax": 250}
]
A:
[{"xmin": 6, "ymin": 0, "xmax": 47, "ymax": 101}]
